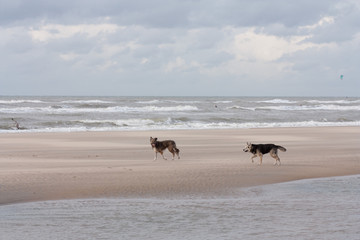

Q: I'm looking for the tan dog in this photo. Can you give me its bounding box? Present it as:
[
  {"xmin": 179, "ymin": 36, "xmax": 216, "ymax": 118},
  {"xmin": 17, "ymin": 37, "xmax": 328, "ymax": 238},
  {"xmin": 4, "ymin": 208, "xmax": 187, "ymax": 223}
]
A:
[{"xmin": 150, "ymin": 137, "xmax": 180, "ymax": 161}]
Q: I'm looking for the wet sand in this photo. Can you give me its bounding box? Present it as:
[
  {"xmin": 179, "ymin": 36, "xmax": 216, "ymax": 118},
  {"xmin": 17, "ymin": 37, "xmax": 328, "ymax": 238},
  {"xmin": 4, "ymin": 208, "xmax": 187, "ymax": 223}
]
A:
[{"xmin": 0, "ymin": 127, "xmax": 359, "ymax": 205}]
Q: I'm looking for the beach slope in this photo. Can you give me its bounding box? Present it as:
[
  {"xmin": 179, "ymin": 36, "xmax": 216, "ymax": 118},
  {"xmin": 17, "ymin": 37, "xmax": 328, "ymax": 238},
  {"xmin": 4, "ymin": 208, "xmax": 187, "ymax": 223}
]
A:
[{"xmin": 0, "ymin": 127, "xmax": 359, "ymax": 205}]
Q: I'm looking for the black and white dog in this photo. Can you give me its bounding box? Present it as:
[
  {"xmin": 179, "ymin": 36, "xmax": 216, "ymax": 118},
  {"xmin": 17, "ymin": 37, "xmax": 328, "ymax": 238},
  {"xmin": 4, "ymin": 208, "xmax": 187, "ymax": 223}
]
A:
[{"xmin": 243, "ymin": 142, "xmax": 286, "ymax": 166}]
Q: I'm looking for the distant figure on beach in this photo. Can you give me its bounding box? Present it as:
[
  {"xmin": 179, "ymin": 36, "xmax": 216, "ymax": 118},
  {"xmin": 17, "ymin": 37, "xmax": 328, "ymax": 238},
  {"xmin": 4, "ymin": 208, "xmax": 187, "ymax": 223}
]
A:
[{"xmin": 11, "ymin": 118, "xmax": 20, "ymax": 130}]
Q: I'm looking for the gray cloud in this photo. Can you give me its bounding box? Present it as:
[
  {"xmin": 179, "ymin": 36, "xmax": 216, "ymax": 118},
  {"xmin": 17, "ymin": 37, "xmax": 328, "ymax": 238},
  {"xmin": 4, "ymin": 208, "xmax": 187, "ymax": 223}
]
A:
[{"xmin": 0, "ymin": 0, "xmax": 359, "ymax": 96}]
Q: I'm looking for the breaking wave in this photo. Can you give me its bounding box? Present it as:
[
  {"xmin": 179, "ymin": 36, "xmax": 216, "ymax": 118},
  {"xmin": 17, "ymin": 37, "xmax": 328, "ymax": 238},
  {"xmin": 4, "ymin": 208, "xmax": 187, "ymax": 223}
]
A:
[{"xmin": 1, "ymin": 96, "xmax": 359, "ymax": 132}]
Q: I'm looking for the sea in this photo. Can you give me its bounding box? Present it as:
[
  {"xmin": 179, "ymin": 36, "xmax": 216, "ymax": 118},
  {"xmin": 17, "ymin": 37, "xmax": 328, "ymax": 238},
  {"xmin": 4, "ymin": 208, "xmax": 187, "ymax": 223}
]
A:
[
  {"xmin": 1, "ymin": 175, "xmax": 359, "ymax": 240},
  {"xmin": 0, "ymin": 96, "xmax": 359, "ymax": 132},
  {"xmin": 1, "ymin": 96, "xmax": 360, "ymax": 239}
]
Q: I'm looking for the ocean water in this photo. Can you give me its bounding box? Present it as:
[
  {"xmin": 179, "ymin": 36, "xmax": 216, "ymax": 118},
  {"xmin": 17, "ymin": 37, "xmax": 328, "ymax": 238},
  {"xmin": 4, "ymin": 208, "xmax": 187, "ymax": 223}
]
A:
[
  {"xmin": 0, "ymin": 96, "xmax": 359, "ymax": 132},
  {"xmin": 1, "ymin": 175, "xmax": 359, "ymax": 240}
]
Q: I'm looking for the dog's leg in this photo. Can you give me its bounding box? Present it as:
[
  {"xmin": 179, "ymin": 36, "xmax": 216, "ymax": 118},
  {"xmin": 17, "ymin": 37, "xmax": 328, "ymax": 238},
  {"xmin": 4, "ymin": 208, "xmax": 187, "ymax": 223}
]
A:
[
  {"xmin": 153, "ymin": 151, "xmax": 158, "ymax": 161},
  {"xmin": 272, "ymin": 156, "xmax": 280, "ymax": 166},
  {"xmin": 160, "ymin": 151, "xmax": 167, "ymax": 160},
  {"xmin": 168, "ymin": 147, "xmax": 175, "ymax": 160},
  {"xmin": 275, "ymin": 156, "xmax": 281, "ymax": 166},
  {"xmin": 251, "ymin": 154, "xmax": 257, "ymax": 163},
  {"xmin": 172, "ymin": 147, "xmax": 180, "ymax": 160},
  {"xmin": 258, "ymin": 153, "xmax": 263, "ymax": 165},
  {"xmin": 174, "ymin": 147, "xmax": 180, "ymax": 159},
  {"xmin": 271, "ymin": 153, "xmax": 277, "ymax": 165},
  {"xmin": 270, "ymin": 150, "xmax": 281, "ymax": 166},
  {"xmin": 176, "ymin": 149, "xmax": 180, "ymax": 159}
]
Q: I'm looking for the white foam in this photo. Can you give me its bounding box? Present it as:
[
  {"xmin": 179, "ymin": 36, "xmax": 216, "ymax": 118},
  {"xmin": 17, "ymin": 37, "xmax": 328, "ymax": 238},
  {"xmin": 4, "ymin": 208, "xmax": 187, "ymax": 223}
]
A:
[
  {"xmin": 137, "ymin": 99, "xmax": 161, "ymax": 104},
  {"xmin": 213, "ymin": 100, "xmax": 233, "ymax": 104},
  {"xmin": 258, "ymin": 104, "xmax": 360, "ymax": 111},
  {"xmin": 306, "ymin": 99, "xmax": 360, "ymax": 104},
  {"xmin": 60, "ymin": 100, "xmax": 115, "ymax": 104},
  {"xmin": 0, "ymin": 105, "xmax": 199, "ymax": 114},
  {"xmin": 256, "ymin": 98, "xmax": 360, "ymax": 105},
  {"xmin": 255, "ymin": 98, "xmax": 298, "ymax": 104},
  {"xmin": 0, "ymin": 99, "xmax": 43, "ymax": 104},
  {"xmin": 0, "ymin": 120, "xmax": 359, "ymax": 133},
  {"xmin": 226, "ymin": 105, "xmax": 256, "ymax": 111}
]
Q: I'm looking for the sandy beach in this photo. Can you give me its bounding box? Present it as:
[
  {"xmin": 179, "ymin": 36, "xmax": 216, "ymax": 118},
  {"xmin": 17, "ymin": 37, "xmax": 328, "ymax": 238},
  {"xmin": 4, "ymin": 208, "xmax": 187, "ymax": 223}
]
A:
[{"xmin": 0, "ymin": 126, "xmax": 359, "ymax": 205}]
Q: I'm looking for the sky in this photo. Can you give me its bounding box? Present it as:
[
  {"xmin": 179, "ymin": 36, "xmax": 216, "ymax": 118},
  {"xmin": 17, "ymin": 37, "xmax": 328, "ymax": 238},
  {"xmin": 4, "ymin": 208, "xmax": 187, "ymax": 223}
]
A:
[{"xmin": 0, "ymin": 0, "xmax": 359, "ymax": 96}]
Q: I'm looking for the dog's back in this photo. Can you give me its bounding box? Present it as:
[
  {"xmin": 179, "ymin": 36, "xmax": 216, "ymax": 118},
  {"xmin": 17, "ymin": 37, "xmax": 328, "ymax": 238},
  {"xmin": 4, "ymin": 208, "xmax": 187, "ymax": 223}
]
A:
[
  {"xmin": 153, "ymin": 140, "xmax": 176, "ymax": 150},
  {"xmin": 250, "ymin": 144, "xmax": 286, "ymax": 154}
]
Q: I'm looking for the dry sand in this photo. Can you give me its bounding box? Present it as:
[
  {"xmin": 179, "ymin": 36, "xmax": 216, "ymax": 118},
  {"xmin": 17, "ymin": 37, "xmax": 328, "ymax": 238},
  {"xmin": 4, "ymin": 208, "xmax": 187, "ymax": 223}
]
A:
[{"xmin": 0, "ymin": 127, "xmax": 359, "ymax": 205}]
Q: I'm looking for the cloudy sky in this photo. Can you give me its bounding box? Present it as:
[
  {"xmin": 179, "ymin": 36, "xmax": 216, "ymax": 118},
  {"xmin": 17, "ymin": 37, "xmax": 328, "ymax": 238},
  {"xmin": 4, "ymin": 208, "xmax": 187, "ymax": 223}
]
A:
[{"xmin": 1, "ymin": 0, "xmax": 359, "ymax": 96}]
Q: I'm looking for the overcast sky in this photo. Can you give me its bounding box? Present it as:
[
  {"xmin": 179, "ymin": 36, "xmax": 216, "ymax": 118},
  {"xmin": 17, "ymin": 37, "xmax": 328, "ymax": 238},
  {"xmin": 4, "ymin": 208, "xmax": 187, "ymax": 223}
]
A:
[{"xmin": 0, "ymin": 0, "xmax": 359, "ymax": 96}]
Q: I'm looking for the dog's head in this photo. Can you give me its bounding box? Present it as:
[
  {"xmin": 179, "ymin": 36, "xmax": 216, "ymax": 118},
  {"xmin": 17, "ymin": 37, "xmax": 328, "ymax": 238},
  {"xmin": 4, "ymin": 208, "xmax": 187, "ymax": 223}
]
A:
[
  {"xmin": 243, "ymin": 142, "xmax": 252, "ymax": 152},
  {"xmin": 150, "ymin": 137, "xmax": 157, "ymax": 147}
]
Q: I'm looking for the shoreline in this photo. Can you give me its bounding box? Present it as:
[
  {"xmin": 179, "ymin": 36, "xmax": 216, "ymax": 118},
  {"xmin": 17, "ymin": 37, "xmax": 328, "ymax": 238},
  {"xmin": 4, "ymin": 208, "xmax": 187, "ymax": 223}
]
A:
[
  {"xmin": 1, "ymin": 122, "xmax": 360, "ymax": 134},
  {"xmin": 1, "ymin": 126, "xmax": 359, "ymax": 205}
]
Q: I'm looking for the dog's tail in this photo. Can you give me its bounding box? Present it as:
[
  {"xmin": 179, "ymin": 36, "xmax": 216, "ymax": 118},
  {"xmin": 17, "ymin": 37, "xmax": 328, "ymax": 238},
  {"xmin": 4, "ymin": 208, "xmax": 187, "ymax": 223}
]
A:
[{"xmin": 277, "ymin": 146, "xmax": 286, "ymax": 152}]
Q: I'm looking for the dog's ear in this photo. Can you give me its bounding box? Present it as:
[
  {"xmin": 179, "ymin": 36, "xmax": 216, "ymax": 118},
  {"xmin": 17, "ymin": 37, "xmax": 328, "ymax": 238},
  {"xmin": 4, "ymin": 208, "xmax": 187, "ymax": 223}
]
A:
[{"xmin": 154, "ymin": 138, "xmax": 158, "ymax": 141}]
